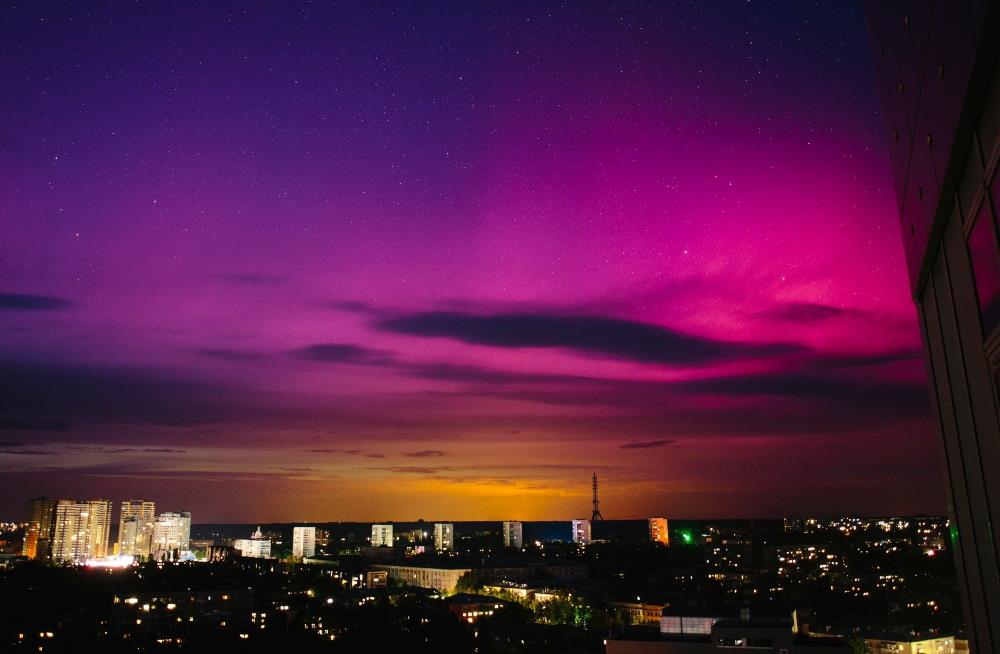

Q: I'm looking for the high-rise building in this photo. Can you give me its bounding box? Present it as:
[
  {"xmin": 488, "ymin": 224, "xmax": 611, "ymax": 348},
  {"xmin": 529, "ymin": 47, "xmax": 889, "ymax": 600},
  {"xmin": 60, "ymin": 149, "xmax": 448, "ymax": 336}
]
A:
[
  {"xmin": 433, "ymin": 523, "xmax": 454, "ymax": 551},
  {"xmin": 51, "ymin": 499, "xmax": 112, "ymax": 563},
  {"xmin": 292, "ymin": 526, "xmax": 316, "ymax": 558},
  {"xmin": 571, "ymin": 519, "xmax": 591, "ymax": 545},
  {"xmin": 864, "ymin": 3, "xmax": 1000, "ymax": 651},
  {"xmin": 502, "ymin": 521, "xmax": 523, "ymax": 549},
  {"xmin": 234, "ymin": 526, "xmax": 271, "ymax": 558},
  {"xmin": 150, "ymin": 512, "xmax": 191, "ymax": 560},
  {"xmin": 371, "ymin": 523, "xmax": 393, "ymax": 547},
  {"xmin": 118, "ymin": 500, "xmax": 156, "ymax": 558},
  {"xmin": 22, "ymin": 497, "xmax": 56, "ymax": 560},
  {"xmin": 649, "ymin": 517, "xmax": 670, "ymax": 546},
  {"xmin": 315, "ymin": 528, "xmax": 330, "ymax": 549}
]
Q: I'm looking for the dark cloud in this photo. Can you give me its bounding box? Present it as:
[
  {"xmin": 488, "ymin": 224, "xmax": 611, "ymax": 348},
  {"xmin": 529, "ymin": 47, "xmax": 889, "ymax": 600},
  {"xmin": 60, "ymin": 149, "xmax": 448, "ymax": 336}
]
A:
[
  {"xmin": 377, "ymin": 311, "xmax": 799, "ymax": 365},
  {"xmin": 0, "ymin": 292, "xmax": 73, "ymax": 311},
  {"xmin": 621, "ymin": 439, "xmax": 676, "ymax": 450},
  {"xmin": 678, "ymin": 371, "xmax": 927, "ymax": 407},
  {"xmin": 405, "ymin": 450, "xmax": 446, "ymax": 457},
  {"xmin": 755, "ymin": 302, "xmax": 856, "ymax": 323},
  {"xmin": 289, "ymin": 343, "xmax": 396, "ymax": 365},
  {"xmin": 0, "ymin": 448, "xmax": 59, "ymax": 456},
  {"xmin": 197, "ymin": 348, "xmax": 267, "ymax": 361}
]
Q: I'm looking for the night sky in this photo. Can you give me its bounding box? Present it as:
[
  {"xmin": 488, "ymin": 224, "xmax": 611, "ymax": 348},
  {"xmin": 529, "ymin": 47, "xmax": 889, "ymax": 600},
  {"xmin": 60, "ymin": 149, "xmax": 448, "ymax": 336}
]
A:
[{"xmin": 0, "ymin": 2, "xmax": 939, "ymax": 522}]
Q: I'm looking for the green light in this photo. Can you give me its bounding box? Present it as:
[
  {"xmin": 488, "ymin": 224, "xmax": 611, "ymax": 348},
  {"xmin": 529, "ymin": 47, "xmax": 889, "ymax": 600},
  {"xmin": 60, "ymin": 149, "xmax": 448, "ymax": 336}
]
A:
[{"xmin": 680, "ymin": 531, "xmax": 693, "ymax": 544}]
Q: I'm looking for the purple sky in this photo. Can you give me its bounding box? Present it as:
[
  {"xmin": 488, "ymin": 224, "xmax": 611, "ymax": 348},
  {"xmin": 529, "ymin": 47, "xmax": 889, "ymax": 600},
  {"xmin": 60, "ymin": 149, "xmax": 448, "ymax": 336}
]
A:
[{"xmin": 0, "ymin": 1, "xmax": 939, "ymax": 522}]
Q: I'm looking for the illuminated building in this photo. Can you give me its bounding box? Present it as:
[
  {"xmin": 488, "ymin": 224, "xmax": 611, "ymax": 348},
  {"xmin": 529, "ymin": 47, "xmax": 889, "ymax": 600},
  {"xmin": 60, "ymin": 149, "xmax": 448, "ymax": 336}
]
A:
[
  {"xmin": 571, "ymin": 519, "xmax": 591, "ymax": 545},
  {"xmin": 292, "ymin": 526, "xmax": 316, "ymax": 558},
  {"xmin": 150, "ymin": 512, "xmax": 191, "ymax": 560},
  {"xmin": 502, "ymin": 521, "xmax": 523, "ymax": 549},
  {"xmin": 234, "ymin": 526, "xmax": 271, "ymax": 558},
  {"xmin": 371, "ymin": 523, "xmax": 393, "ymax": 547},
  {"xmin": 117, "ymin": 500, "xmax": 155, "ymax": 558},
  {"xmin": 609, "ymin": 600, "xmax": 667, "ymax": 627},
  {"xmin": 649, "ymin": 517, "xmax": 670, "ymax": 546},
  {"xmin": 864, "ymin": 634, "xmax": 955, "ymax": 654},
  {"xmin": 51, "ymin": 499, "xmax": 112, "ymax": 563},
  {"xmin": 446, "ymin": 594, "xmax": 506, "ymax": 623},
  {"xmin": 864, "ymin": 3, "xmax": 1000, "ymax": 650},
  {"xmin": 111, "ymin": 589, "xmax": 253, "ymax": 645},
  {"xmin": 433, "ymin": 523, "xmax": 454, "ymax": 551},
  {"xmin": 371, "ymin": 563, "xmax": 473, "ymax": 593},
  {"xmin": 22, "ymin": 497, "xmax": 56, "ymax": 560}
]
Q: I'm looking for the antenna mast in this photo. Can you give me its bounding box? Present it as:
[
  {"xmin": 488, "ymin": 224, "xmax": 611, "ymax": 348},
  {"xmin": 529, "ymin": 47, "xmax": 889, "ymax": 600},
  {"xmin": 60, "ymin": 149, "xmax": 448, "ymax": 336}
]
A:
[{"xmin": 591, "ymin": 473, "xmax": 604, "ymax": 521}]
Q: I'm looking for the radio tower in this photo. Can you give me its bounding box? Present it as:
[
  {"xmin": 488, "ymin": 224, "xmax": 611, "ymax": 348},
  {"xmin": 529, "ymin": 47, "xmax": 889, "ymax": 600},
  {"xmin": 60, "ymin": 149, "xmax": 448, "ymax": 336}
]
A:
[{"xmin": 591, "ymin": 473, "xmax": 603, "ymax": 521}]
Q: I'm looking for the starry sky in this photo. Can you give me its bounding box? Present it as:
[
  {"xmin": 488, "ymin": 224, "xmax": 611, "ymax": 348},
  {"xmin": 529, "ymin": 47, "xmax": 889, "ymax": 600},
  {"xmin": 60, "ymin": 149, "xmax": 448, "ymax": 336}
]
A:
[{"xmin": 0, "ymin": 1, "xmax": 940, "ymax": 522}]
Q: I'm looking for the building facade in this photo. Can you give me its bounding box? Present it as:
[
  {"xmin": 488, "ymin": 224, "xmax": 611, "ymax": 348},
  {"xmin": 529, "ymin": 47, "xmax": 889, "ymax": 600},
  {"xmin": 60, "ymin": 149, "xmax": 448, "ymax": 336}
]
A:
[
  {"xmin": 234, "ymin": 527, "xmax": 271, "ymax": 558},
  {"xmin": 117, "ymin": 500, "xmax": 155, "ymax": 558},
  {"xmin": 371, "ymin": 523, "xmax": 393, "ymax": 547},
  {"xmin": 292, "ymin": 526, "xmax": 316, "ymax": 558},
  {"xmin": 51, "ymin": 499, "xmax": 112, "ymax": 563},
  {"xmin": 571, "ymin": 519, "xmax": 591, "ymax": 545},
  {"xmin": 371, "ymin": 563, "xmax": 472, "ymax": 594},
  {"xmin": 433, "ymin": 523, "xmax": 454, "ymax": 551},
  {"xmin": 22, "ymin": 497, "xmax": 56, "ymax": 560},
  {"xmin": 150, "ymin": 511, "xmax": 191, "ymax": 560},
  {"xmin": 502, "ymin": 521, "xmax": 523, "ymax": 549},
  {"xmin": 649, "ymin": 517, "xmax": 670, "ymax": 546},
  {"xmin": 864, "ymin": 3, "xmax": 1000, "ymax": 652}
]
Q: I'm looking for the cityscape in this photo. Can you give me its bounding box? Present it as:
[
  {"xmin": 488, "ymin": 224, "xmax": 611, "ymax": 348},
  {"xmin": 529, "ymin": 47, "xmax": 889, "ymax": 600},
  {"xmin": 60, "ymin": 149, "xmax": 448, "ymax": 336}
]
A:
[
  {"xmin": 0, "ymin": 486, "xmax": 965, "ymax": 653},
  {"xmin": 2, "ymin": 0, "xmax": 1000, "ymax": 653}
]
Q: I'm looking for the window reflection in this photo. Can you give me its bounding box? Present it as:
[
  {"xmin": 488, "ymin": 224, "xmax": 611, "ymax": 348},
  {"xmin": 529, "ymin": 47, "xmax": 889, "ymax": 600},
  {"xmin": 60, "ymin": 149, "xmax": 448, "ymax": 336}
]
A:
[{"xmin": 968, "ymin": 197, "xmax": 1000, "ymax": 338}]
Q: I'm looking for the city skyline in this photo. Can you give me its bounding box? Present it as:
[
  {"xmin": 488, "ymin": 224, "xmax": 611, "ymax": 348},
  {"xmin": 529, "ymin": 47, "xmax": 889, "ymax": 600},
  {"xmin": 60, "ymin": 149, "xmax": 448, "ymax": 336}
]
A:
[{"xmin": 0, "ymin": 1, "xmax": 939, "ymax": 522}]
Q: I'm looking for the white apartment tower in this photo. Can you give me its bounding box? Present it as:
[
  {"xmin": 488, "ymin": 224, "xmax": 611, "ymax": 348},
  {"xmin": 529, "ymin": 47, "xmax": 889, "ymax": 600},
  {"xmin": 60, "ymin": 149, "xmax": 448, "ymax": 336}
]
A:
[
  {"xmin": 118, "ymin": 500, "xmax": 156, "ymax": 558},
  {"xmin": 51, "ymin": 499, "xmax": 112, "ymax": 563},
  {"xmin": 292, "ymin": 526, "xmax": 316, "ymax": 558},
  {"xmin": 433, "ymin": 523, "xmax": 454, "ymax": 551},
  {"xmin": 371, "ymin": 523, "xmax": 393, "ymax": 547},
  {"xmin": 150, "ymin": 511, "xmax": 191, "ymax": 560},
  {"xmin": 571, "ymin": 519, "xmax": 591, "ymax": 545},
  {"xmin": 502, "ymin": 521, "xmax": 523, "ymax": 549}
]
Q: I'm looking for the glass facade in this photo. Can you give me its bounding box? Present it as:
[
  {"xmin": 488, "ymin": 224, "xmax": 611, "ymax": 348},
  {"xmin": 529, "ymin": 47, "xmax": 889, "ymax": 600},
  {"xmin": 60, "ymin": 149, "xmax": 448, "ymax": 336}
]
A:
[{"xmin": 967, "ymin": 195, "xmax": 1000, "ymax": 336}]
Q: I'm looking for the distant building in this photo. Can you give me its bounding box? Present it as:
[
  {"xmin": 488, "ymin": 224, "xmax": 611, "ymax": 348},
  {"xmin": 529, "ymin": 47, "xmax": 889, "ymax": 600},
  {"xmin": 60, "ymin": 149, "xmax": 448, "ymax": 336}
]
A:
[
  {"xmin": 51, "ymin": 499, "xmax": 112, "ymax": 563},
  {"xmin": 864, "ymin": 634, "xmax": 955, "ymax": 654},
  {"xmin": 609, "ymin": 600, "xmax": 667, "ymax": 627},
  {"xmin": 433, "ymin": 523, "xmax": 454, "ymax": 551},
  {"xmin": 365, "ymin": 570, "xmax": 388, "ymax": 589},
  {"xmin": 234, "ymin": 527, "xmax": 271, "ymax": 558},
  {"xmin": 571, "ymin": 519, "xmax": 591, "ymax": 545},
  {"xmin": 371, "ymin": 563, "xmax": 472, "ymax": 593},
  {"xmin": 118, "ymin": 500, "xmax": 155, "ymax": 558},
  {"xmin": 864, "ymin": 3, "xmax": 1000, "ymax": 650},
  {"xmin": 371, "ymin": 523, "xmax": 393, "ymax": 547},
  {"xmin": 315, "ymin": 528, "xmax": 330, "ymax": 549},
  {"xmin": 447, "ymin": 593, "xmax": 507, "ymax": 623},
  {"xmin": 22, "ymin": 497, "xmax": 56, "ymax": 560},
  {"xmin": 611, "ymin": 612, "xmax": 846, "ymax": 653},
  {"xmin": 150, "ymin": 512, "xmax": 191, "ymax": 560},
  {"xmin": 111, "ymin": 589, "xmax": 253, "ymax": 645},
  {"xmin": 292, "ymin": 526, "xmax": 316, "ymax": 558},
  {"xmin": 649, "ymin": 517, "xmax": 670, "ymax": 546},
  {"xmin": 502, "ymin": 521, "xmax": 523, "ymax": 549}
]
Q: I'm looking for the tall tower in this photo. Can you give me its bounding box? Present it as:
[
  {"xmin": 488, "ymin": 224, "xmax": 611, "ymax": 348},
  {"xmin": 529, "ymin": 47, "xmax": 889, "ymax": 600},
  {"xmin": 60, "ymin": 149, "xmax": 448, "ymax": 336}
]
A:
[{"xmin": 591, "ymin": 473, "xmax": 603, "ymax": 521}]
